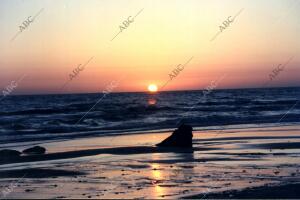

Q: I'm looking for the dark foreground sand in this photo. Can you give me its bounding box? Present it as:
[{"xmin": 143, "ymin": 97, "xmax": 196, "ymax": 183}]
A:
[
  {"xmin": 188, "ymin": 183, "xmax": 300, "ymax": 199},
  {"xmin": 0, "ymin": 125, "xmax": 300, "ymax": 199}
]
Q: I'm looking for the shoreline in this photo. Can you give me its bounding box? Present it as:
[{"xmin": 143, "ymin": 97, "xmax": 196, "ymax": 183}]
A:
[
  {"xmin": 2, "ymin": 122, "xmax": 300, "ymax": 151},
  {"xmin": 1, "ymin": 125, "xmax": 300, "ymax": 199}
]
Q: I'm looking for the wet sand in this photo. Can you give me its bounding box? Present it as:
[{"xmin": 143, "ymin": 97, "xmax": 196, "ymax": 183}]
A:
[
  {"xmin": 188, "ymin": 183, "xmax": 300, "ymax": 199},
  {"xmin": 1, "ymin": 125, "xmax": 300, "ymax": 199}
]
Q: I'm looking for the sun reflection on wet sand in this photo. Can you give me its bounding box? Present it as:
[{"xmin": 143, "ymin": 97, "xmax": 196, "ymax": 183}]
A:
[
  {"xmin": 6, "ymin": 126, "xmax": 300, "ymax": 199},
  {"xmin": 151, "ymin": 154, "xmax": 167, "ymax": 198}
]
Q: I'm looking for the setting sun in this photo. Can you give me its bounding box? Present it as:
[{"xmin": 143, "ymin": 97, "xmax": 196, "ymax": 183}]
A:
[{"xmin": 148, "ymin": 84, "xmax": 158, "ymax": 93}]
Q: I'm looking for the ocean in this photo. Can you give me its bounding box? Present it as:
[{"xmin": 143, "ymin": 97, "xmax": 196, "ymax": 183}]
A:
[{"xmin": 0, "ymin": 87, "xmax": 299, "ymax": 145}]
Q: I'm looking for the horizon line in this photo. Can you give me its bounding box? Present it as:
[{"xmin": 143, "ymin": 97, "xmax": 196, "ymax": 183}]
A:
[{"xmin": 4, "ymin": 85, "xmax": 300, "ymax": 97}]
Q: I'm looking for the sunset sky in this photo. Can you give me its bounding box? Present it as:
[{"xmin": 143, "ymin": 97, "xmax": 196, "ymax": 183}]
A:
[{"xmin": 0, "ymin": 0, "xmax": 299, "ymax": 95}]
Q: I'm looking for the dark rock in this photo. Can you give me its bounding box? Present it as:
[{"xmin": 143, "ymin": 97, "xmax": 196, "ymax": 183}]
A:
[
  {"xmin": 156, "ymin": 124, "xmax": 193, "ymax": 148},
  {"xmin": 0, "ymin": 149, "xmax": 21, "ymax": 159},
  {"xmin": 22, "ymin": 146, "xmax": 46, "ymax": 155}
]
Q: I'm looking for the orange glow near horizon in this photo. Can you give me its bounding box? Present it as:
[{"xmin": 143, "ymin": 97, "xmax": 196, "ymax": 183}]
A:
[{"xmin": 0, "ymin": 0, "xmax": 300, "ymax": 95}]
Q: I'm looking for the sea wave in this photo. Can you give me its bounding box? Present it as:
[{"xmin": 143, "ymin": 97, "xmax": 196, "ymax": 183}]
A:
[{"xmin": 0, "ymin": 87, "xmax": 299, "ymax": 144}]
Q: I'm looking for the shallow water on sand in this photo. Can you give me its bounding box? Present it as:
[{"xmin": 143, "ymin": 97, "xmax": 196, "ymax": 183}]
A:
[{"xmin": 1, "ymin": 125, "xmax": 300, "ymax": 199}]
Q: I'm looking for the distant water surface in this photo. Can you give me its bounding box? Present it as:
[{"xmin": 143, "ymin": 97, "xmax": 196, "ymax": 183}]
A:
[{"xmin": 0, "ymin": 87, "xmax": 299, "ymax": 145}]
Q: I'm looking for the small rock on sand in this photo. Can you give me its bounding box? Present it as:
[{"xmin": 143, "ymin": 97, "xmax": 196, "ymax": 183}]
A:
[
  {"xmin": 0, "ymin": 149, "xmax": 21, "ymax": 159},
  {"xmin": 22, "ymin": 146, "xmax": 46, "ymax": 155},
  {"xmin": 273, "ymin": 171, "xmax": 280, "ymax": 175}
]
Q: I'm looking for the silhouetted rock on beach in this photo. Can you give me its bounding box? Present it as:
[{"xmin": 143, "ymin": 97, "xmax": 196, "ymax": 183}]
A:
[
  {"xmin": 23, "ymin": 146, "xmax": 46, "ymax": 155},
  {"xmin": 0, "ymin": 149, "xmax": 21, "ymax": 159},
  {"xmin": 157, "ymin": 124, "xmax": 193, "ymax": 148}
]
